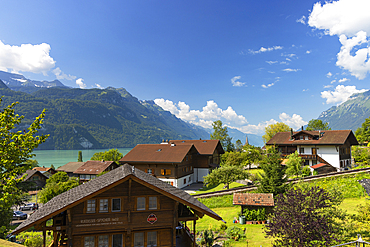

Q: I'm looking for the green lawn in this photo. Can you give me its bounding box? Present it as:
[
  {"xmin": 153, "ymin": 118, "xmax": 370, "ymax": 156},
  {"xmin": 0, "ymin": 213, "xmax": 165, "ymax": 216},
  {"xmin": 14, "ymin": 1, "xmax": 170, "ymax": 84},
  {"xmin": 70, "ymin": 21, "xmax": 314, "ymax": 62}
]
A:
[
  {"xmin": 191, "ymin": 197, "xmax": 370, "ymax": 246},
  {"xmin": 192, "ymin": 182, "xmax": 246, "ymax": 195}
]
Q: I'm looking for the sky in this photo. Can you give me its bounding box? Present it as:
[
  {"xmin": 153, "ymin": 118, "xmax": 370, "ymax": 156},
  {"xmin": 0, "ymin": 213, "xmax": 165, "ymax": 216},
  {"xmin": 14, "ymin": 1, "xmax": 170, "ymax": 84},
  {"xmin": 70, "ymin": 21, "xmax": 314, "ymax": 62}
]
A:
[{"xmin": 0, "ymin": 0, "xmax": 370, "ymax": 136}]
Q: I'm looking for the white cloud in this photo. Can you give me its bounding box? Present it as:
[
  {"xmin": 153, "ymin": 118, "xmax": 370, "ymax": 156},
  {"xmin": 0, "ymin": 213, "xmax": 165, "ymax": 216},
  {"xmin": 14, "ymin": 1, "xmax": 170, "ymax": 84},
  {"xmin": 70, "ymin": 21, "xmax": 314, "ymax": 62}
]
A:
[
  {"xmin": 282, "ymin": 68, "xmax": 301, "ymax": 72},
  {"xmin": 324, "ymin": 85, "xmax": 333, "ymax": 88},
  {"xmin": 266, "ymin": 61, "xmax": 278, "ymax": 65},
  {"xmin": 308, "ymin": 0, "xmax": 370, "ymax": 79},
  {"xmin": 279, "ymin": 112, "xmax": 308, "ymax": 130},
  {"xmin": 331, "ymin": 80, "xmax": 336, "ymax": 84},
  {"xmin": 95, "ymin": 83, "xmax": 103, "ymax": 89},
  {"xmin": 321, "ymin": 85, "xmax": 367, "ymax": 104},
  {"xmin": 326, "ymin": 72, "xmax": 333, "ymax": 78},
  {"xmin": 306, "ymin": 50, "xmax": 311, "ymax": 54},
  {"xmin": 0, "ymin": 41, "xmax": 55, "ymax": 75},
  {"xmin": 76, "ymin": 78, "xmax": 86, "ymax": 89},
  {"xmin": 296, "ymin": 16, "xmax": 306, "ymax": 25},
  {"xmin": 338, "ymin": 77, "xmax": 349, "ymax": 83},
  {"xmin": 53, "ymin": 67, "xmax": 76, "ymax": 80},
  {"xmin": 262, "ymin": 82, "xmax": 274, "ymax": 88},
  {"xmin": 231, "ymin": 76, "xmax": 246, "ymax": 87},
  {"xmin": 249, "ymin": 46, "xmax": 283, "ymax": 54}
]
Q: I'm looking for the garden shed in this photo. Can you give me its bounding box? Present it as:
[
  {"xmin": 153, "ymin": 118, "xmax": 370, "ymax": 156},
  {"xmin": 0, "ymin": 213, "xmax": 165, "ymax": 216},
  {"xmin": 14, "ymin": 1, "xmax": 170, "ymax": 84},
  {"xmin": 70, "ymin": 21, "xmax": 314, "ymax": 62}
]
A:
[
  {"xmin": 310, "ymin": 162, "xmax": 337, "ymax": 175},
  {"xmin": 233, "ymin": 193, "xmax": 274, "ymax": 218}
]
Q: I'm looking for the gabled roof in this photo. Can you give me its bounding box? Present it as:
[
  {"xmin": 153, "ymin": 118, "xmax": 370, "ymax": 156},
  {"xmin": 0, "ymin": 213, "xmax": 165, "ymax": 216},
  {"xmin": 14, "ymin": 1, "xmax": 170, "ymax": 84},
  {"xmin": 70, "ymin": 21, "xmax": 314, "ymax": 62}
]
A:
[
  {"xmin": 73, "ymin": 160, "xmax": 117, "ymax": 175},
  {"xmin": 21, "ymin": 170, "xmax": 48, "ymax": 181},
  {"xmin": 12, "ymin": 164, "xmax": 222, "ymax": 235},
  {"xmin": 169, "ymin": 139, "xmax": 225, "ymax": 155},
  {"xmin": 266, "ymin": 130, "xmax": 358, "ymax": 146},
  {"xmin": 56, "ymin": 162, "xmax": 85, "ymax": 173},
  {"xmin": 120, "ymin": 144, "xmax": 196, "ymax": 163},
  {"xmin": 233, "ymin": 193, "xmax": 274, "ymax": 206},
  {"xmin": 33, "ymin": 167, "xmax": 55, "ymax": 173}
]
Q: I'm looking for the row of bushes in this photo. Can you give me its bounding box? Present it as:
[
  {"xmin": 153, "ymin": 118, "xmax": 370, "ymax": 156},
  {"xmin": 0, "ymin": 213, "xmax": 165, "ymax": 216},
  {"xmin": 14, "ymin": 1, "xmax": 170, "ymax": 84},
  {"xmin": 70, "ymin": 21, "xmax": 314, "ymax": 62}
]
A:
[{"xmin": 241, "ymin": 208, "xmax": 266, "ymax": 221}]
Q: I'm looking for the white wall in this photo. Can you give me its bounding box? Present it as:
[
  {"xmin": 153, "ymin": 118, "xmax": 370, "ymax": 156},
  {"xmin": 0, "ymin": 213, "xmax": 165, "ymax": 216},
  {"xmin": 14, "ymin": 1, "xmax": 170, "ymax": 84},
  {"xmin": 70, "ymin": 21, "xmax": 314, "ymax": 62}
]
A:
[
  {"xmin": 159, "ymin": 174, "xmax": 194, "ymax": 189},
  {"xmin": 317, "ymin": 146, "xmax": 340, "ymax": 169},
  {"xmin": 194, "ymin": 168, "xmax": 209, "ymax": 182}
]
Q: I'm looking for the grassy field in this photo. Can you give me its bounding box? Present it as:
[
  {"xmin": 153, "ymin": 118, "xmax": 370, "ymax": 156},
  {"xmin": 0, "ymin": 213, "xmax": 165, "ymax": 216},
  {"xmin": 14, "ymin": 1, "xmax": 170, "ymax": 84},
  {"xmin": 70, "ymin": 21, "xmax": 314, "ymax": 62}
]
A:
[
  {"xmin": 0, "ymin": 239, "xmax": 23, "ymax": 247},
  {"xmin": 192, "ymin": 182, "xmax": 246, "ymax": 195}
]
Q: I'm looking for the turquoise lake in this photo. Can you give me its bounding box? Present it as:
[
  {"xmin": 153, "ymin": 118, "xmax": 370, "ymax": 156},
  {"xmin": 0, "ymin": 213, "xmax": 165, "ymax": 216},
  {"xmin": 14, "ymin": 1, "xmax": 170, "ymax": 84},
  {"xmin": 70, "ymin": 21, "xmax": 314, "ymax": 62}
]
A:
[{"xmin": 32, "ymin": 148, "xmax": 132, "ymax": 169}]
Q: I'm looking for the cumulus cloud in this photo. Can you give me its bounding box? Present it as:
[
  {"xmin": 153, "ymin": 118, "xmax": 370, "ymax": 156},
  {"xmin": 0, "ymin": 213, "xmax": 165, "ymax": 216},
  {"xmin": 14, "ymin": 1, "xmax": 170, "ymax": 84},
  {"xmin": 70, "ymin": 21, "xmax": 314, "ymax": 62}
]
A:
[
  {"xmin": 231, "ymin": 76, "xmax": 246, "ymax": 87},
  {"xmin": 338, "ymin": 78, "xmax": 349, "ymax": 83},
  {"xmin": 53, "ymin": 67, "xmax": 76, "ymax": 80},
  {"xmin": 296, "ymin": 16, "xmax": 306, "ymax": 25},
  {"xmin": 282, "ymin": 68, "xmax": 301, "ymax": 72},
  {"xmin": 279, "ymin": 113, "xmax": 308, "ymax": 130},
  {"xmin": 266, "ymin": 61, "xmax": 278, "ymax": 65},
  {"xmin": 95, "ymin": 83, "xmax": 103, "ymax": 89},
  {"xmin": 76, "ymin": 78, "xmax": 86, "ymax": 89},
  {"xmin": 262, "ymin": 83, "xmax": 275, "ymax": 88},
  {"xmin": 154, "ymin": 98, "xmax": 308, "ymax": 135},
  {"xmin": 306, "ymin": 50, "xmax": 311, "ymax": 54},
  {"xmin": 0, "ymin": 41, "xmax": 55, "ymax": 75},
  {"xmin": 308, "ymin": 0, "xmax": 370, "ymax": 79},
  {"xmin": 321, "ymin": 85, "xmax": 367, "ymax": 104},
  {"xmin": 249, "ymin": 46, "xmax": 283, "ymax": 54},
  {"xmin": 327, "ymin": 72, "xmax": 333, "ymax": 78}
]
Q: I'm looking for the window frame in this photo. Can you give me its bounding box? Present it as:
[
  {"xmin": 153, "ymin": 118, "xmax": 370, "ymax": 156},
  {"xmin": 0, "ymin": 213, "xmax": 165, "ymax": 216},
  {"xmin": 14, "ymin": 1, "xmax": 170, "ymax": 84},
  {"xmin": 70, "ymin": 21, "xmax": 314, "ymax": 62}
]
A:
[
  {"xmin": 135, "ymin": 196, "xmax": 159, "ymax": 211},
  {"xmin": 86, "ymin": 199, "xmax": 96, "ymax": 214},
  {"xmin": 111, "ymin": 198, "xmax": 121, "ymax": 212},
  {"xmin": 99, "ymin": 198, "xmax": 109, "ymax": 213}
]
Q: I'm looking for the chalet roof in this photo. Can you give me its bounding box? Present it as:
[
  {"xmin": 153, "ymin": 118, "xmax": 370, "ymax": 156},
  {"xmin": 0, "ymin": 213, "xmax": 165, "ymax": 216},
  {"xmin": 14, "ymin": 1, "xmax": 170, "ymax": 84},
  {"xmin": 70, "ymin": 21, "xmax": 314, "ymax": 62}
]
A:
[
  {"xmin": 12, "ymin": 164, "xmax": 223, "ymax": 235},
  {"xmin": 266, "ymin": 130, "xmax": 358, "ymax": 146},
  {"xmin": 21, "ymin": 170, "xmax": 48, "ymax": 181},
  {"xmin": 120, "ymin": 144, "xmax": 196, "ymax": 163},
  {"xmin": 56, "ymin": 162, "xmax": 85, "ymax": 173},
  {"xmin": 73, "ymin": 160, "xmax": 117, "ymax": 175},
  {"xmin": 33, "ymin": 167, "xmax": 55, "ymax": 173},
  {"xmin": 233, "ymin": 193, "xmax": 274, "ymax": 207},
  {"xmin": 169, "ymin": 139, "xmax": 225, "ymax": 155}
]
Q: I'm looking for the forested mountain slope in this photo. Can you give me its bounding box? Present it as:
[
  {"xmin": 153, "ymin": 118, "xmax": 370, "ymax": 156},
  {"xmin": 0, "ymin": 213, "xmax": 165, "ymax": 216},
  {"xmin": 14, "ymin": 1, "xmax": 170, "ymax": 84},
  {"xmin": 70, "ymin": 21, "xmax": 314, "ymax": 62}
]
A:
[
  {"xmin": 318, "ymin": 90, "xmax": 370, "ymax": 131},
  {"xmin": 0, "ymin": 87, "xmax": 209, "ymax": 149}
]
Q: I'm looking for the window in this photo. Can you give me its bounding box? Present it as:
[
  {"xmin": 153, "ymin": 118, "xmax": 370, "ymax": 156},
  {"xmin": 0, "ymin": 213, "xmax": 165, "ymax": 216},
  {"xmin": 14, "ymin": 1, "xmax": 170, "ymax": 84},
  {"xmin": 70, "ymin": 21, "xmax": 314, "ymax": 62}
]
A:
[
  {"xmin": 299, "ymin": 148, "xmax": 304, "ymax": 154},
  {"xmin": 147, "ymin": 232, "xmax": 157, "ymax": 247},
  {"xmin": 183, "ymin": 178, "xmax": 186, "ymax": 185},
  {"xmin": 149, "ymin": 197, "xmax": 157, "ymax": 210},
  {"xmin": 112, "ymin": 234, "xmax": 123, "ymax": 247},
  {"xmin": 305, "ymin": 135, "xmax": 309, "ymax": 140},
  {"xmin": 300, "ymin": 136, "xmax": 303, "ymax": 140},
  {"xmin": 87, "ymin": 200, "xmax": 96, "ymax": 213},
  {"xmin": 189, "ymin": 176, "xmax": 191, "ymax": 182},
  {"xmin": 112, "ymin": 198, "xmax": 121, "ymax": 212},
  {"xmin": 147, "ymin": 168, "xmax": 152, "ymax": 174},
  {"xmin": 134, "ymin": 232, "xmax": 144, "ymax": 247},
  {"xmin": 98, "ymin": 235, "xmax": 109, "ymax": 247},
  {"xmin": 161, "ymin": 169, "xmax": 171, "ymax": 175},
  {"xmin": 99, "ymin": 199, "xmax": 108, "ymax": 212},
  {"xmin": 84, "ymin": 236, "xmax": 95, "ymax": 247},
  {"xmin": 137, "ymin": 197, "xmax": 145, "ymax": 210}
]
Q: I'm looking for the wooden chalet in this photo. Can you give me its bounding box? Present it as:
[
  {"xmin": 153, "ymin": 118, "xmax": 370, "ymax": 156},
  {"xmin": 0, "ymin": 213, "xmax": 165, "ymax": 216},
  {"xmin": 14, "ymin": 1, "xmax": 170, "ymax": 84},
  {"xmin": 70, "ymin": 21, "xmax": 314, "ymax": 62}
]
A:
[
  {"xmin": 56, "ymin": 162, "xmax": 85, "ymax": 177},
  {"xmin": 266, "ymin": 129, "xmax": 358, "ymax": 171},
  {"xmin": 20, "ymin": 170, "xmax": 49, "ymax": 190},
  {"xmin": 33, "ymin": 166, "xmax": 57, "ymax": 175},
  {"xmin": 119, "ymin": 140, "xmax": 224, "ymax": 188},
  {"xmin": 12, "ymin": 164, "xmax": 223, "ymax": 247},
  {"xmin": 73, "ymin": 160, "xmax": 119, "ymax": 183}
]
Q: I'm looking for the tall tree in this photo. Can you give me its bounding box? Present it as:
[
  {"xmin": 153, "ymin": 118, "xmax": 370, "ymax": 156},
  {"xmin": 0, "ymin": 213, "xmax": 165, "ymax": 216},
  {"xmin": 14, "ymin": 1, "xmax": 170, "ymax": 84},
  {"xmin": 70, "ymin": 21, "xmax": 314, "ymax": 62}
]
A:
[
  {"xmin": 204, "ymin": 166, "xmax": 249, "ymax": 189},
  {"xmin": 0, "ymin": 98, "xmax": 48, "ymax": 238},
  {"xmin": 262, "ymin": 122, "xmax": 290, "ymax": 144},
  {"xmin": 306, "ymin": 119, "xmax": 331, "ymax": 131},
  {"xmin": 78, "ymin": 150, "xmax": 83, "ymax": 162},
  {"xmin": 210, "ymin": 120, "xmax": 234, "ymax": 152},
  {"xmin": 355, "ymin": 117, "xmax": 370, "ymax": 144},
  {"xmin": 265, "ymin": 186, "xmax": 344, "ymax": 246},
  {"xmin": 235, "ymin": 139, "xmax": 243, "ymax": 152},
  {"xmin": 257, "ymin": 147, "xmax": 287, "ymax": 195},
  {"xmin": 242, "ymin": 144, "xmax": 262, "ymax": 169},
  {"xmin": 285, "ymin": 151, "xmax": 304, "ymax": 178},
  {"xmin": 90, "ymin": 148, "xmax": 123, "ymax": 162}
]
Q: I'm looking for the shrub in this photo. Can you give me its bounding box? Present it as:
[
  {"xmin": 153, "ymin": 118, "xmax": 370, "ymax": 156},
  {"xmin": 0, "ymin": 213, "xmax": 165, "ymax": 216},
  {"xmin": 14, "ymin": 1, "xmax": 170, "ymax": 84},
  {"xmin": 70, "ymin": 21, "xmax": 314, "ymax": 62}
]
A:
[
  {"xmin": 17, "ymin": 231, "xmax": 52, "ymax": 247},
  {"xmin": 203, "ymin": 229, "xmax": 214, "ymax": 247},
  {"xmin": 302, "ymin": 165, "xmax": 311, "ymax": 177},
  {"xmin": 226, "ymin": 226, "xmax": 245, "ymax": 241},
  {"xmin": 220, "ymin": 223, "xmax": 228, "ymax": 231}
]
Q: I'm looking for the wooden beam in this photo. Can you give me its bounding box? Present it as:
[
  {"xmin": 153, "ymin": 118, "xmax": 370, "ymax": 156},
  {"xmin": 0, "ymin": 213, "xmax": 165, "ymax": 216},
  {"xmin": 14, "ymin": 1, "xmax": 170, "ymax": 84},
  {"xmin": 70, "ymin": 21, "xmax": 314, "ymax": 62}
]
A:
[
  {"xmin": 173, "ymin": 201, "xmax": 179, "ymax": 247},
  {"xmin": 193, "ymin": 220, "xmax": 196, "ymax": 247},
  {"xmin": 42, "ymin": 223, "xmax": 46, "ymax": 247}
]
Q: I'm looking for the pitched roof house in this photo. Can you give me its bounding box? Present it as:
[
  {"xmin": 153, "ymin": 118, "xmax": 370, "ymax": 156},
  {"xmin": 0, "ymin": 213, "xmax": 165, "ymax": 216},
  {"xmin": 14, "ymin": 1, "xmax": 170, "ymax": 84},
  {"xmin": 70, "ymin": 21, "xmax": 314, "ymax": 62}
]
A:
[
  {"xmin": 73, "ymin": 160, "xmax": 118, "ymax": 183},
  {"xmin": 266, "ymin": 130, "xmax": 358, "ymax": 171},
  {"xmin": 119, "ymin": 140, "xmax": 224, "ymax": 188},
  {"xmin": 20, "ymin": 170, "xmax": 49, "ymax": 190},
  {"xmin": 56, "ymin": 162, "xmax": 85, "ymax": 177},
  {"xmin": 12, "ymin": 164, "xmax": 223, "ymax": 247}
]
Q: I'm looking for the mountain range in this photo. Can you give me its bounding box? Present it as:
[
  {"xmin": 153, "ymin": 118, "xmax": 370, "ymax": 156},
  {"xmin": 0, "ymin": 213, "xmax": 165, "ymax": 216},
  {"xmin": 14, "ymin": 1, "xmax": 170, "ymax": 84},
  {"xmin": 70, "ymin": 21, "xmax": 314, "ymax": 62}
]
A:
[{"xmin": 0, "ymin": 71, "xmax": 261, "ymax": 149}]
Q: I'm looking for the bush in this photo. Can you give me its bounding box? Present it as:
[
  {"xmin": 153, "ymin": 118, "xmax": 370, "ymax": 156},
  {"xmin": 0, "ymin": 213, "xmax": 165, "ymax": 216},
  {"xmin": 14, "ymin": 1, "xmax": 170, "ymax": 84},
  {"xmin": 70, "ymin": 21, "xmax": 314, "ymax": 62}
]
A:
[
  {"xmin": 302, "ymin": 166, "xmax": 311, "ymax": 177},
  {"xmin": 243, "ymin": 208, "xmax": 266, "ymax": 221},
  {"xmin": 203, "ymin": 229, "xmax": 214, "ymax": 247},
  {"xmin": 226, "ymin": 226, "xmax": 245, "ymax": 241},
  {"xmin": 220, "ymin": 223, "xmax": 228, "ymax": 231},
  {"xmin": 17, "ymin": 231, "xmax": 52, "ymax": 247}
]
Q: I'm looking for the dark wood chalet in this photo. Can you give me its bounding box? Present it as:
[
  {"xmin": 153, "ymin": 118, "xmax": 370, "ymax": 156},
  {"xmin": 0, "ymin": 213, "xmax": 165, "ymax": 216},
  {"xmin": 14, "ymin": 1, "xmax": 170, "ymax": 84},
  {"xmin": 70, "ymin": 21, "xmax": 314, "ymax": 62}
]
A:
[
  {"xmin": 73, "ymin": 160, "xmax": 119, "ymax": 183},
  {"xmin": 56, "ymin": 162, "xmax": 85, "ymax": 177},
  {"xmin": 12, "ymin": 164, "xmax": 223, "ymax": 247},
  {"xmin": 266, "ymin": 130, "xmax": 358, "ymax": 171},
  {"xmin": 119, "ymin": 140, "xmax": 224, "ymax": 188}
]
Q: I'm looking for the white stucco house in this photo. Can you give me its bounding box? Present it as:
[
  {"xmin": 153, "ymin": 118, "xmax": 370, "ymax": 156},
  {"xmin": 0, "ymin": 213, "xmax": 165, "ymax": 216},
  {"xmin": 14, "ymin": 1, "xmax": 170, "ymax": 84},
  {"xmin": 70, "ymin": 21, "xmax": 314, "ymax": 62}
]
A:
[{"xmin": 266, "ymin": 129, "xmax": 359, "ymax": 171}]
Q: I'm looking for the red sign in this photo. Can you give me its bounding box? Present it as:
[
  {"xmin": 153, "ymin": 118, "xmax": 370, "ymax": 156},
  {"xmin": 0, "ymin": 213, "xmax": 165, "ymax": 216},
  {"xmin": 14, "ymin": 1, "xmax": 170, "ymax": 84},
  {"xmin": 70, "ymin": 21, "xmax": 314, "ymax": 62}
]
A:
[{"xmin": 147, "ymin": 213, "xmax": 157, "ymax": 224}]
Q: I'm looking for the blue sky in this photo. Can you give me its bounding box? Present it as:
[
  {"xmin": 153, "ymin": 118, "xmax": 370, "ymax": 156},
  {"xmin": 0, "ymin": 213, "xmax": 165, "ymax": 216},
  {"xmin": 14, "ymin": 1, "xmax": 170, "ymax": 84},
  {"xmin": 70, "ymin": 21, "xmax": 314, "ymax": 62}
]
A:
[{"xmin": 1, "ymin": 0, "xmax": 369, "ymax": 135}]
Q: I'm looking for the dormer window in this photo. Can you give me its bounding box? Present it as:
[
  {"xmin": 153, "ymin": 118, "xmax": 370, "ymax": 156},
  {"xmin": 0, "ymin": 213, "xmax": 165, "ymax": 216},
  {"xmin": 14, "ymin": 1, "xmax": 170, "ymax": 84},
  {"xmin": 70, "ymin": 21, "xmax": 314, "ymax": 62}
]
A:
[
  {"xmin": 300, "ymin": 136, "xmax": 303, "ymax": 140},
  {"xmin": 305, "ymin": 136, "xmax": 308, "ymax": 140}
]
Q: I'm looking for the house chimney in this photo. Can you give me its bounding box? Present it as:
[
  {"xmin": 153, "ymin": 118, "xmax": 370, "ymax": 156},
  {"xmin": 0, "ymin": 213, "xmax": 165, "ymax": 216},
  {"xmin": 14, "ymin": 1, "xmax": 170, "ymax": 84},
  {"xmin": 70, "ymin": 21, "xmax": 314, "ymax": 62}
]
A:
[
  {"xmin": 290, "ymin": 128, "xmax": 293, "ymax": 140},
  {"xmin": 301, "ymin": 126, "xmax": 303, "ymax": 131}
]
